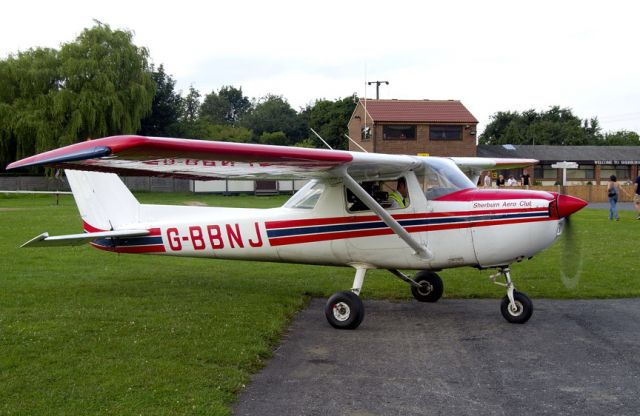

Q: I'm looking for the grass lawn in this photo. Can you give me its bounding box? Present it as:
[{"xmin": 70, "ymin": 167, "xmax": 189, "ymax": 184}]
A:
[{"xmin": 0, "ymin": 193, "xmax": 638, "ymax": 415}]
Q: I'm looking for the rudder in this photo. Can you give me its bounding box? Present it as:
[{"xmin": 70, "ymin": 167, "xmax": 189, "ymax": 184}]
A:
[{"xmin": 65, "ymin": 170, "xmax": 140, "ymax": 232}]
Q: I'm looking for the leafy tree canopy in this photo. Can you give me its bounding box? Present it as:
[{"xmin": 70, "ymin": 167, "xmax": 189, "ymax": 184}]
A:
[
  {"xmin": 240, "ymin": 94, "xmax": 305, "ymax": 144},
  {"xmin": 200, "ymin": 86, "xmax": 250, "ymax": 126},
  {"xmin": 138, "ymin": 64, "xmax": 182, "ymax": 137},
  {"xmin": 0, "ymin": 22, "xmax": 155, "ymax": 168},
  {"xmin": 599, "ymin": 130, "xmax": 640, "ymax": 146},
  {"xmin": 478, "ymin": 106, "xmax": 639, "ymax": 146},
  {"xmin": 479, "ymin": 106, "xmax": 597, "ymax": 146},
  {"xmin": 301, "ymin": 95, "xmax": 357, "ymax": 150}
]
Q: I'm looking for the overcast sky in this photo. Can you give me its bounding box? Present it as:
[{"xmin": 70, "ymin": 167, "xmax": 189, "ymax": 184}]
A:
[{"xmin": 2, "ymin": 0, "xmax": 639, "ymax": 135}]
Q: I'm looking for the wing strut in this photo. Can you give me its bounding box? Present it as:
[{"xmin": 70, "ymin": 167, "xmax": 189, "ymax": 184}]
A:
[{"xmin": 340, "ymin": 171, "xmax": 432, "ymax": 260}]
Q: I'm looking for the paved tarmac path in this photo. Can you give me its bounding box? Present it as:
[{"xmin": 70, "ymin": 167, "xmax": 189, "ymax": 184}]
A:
[{"xmin": 235, "ymin": 298, "xmax": 640, "ymax": 416}]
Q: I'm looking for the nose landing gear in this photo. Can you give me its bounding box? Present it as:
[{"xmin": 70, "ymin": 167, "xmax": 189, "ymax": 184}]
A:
[
  {"xmin": 325, "ymin": 268, "xmax": 366, "ymax": 329},
  {"xmin": 490, "ymin": 267, "xmax": 533, "ymax": 324}
]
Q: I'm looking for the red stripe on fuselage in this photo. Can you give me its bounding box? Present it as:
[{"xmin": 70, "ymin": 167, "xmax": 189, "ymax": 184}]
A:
[
  {"xmin": 90, "ymin": 242, "xmax": 166, "ymax": 254},
  {"xmin": 267, "ymin": 215, "xmax": 551, "ymax": 246},
  {"xmin": 265, "ymin": 207, "xmax": 548, "ymax": 230},
  {"xmin": 434, "ymin": 188, "xmax": 555, "ymax": 202}
]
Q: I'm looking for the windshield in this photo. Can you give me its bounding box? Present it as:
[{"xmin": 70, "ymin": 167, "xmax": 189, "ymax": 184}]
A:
[
  {"xmin": 283, "ymin": 180, "xmax": 324, "ymax": 209},
  {"xmin": 421, "ymin": 158, "xmax": 475, "ymax": 199}
]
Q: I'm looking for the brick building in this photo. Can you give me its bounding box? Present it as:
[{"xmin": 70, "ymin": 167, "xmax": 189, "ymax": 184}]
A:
[{"xmin": 347, "ymin": 99, "xmax": 478, "ymax": 157}]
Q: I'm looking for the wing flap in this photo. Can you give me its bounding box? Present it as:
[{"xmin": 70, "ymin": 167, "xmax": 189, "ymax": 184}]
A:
[{"xmin": 22, "ymin": 230, "xmax": 150, "ymax": 247}]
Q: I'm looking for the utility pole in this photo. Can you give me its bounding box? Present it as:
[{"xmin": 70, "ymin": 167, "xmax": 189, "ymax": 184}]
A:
[{"xmin": 367, "ymin": 80, "xmax": 389, "ymax": 99}]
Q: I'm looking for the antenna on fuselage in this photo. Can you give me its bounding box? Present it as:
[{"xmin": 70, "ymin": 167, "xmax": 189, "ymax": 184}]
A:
[
  {"xmin": 310, "ymin": 128, "xmax": 333, "ymax": 150},
  {"xmin": 344, "ymin": 134, "xmax": 369, "ymax": 153}
]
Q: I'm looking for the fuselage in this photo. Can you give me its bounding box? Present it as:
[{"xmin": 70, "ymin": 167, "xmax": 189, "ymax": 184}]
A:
[{"xmin": 90, "ymin": 172, "xmax": 575, "ymax": 271}]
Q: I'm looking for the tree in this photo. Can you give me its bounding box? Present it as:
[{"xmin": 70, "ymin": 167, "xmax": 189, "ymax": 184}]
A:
[
  {"xmin": 138, "ymin": 64, "xmax": 183, "ymax": 137},
  {"xmin": 199, "ymin": 90, "xmax": 227, "ymax": 125},
  {"xmin": 182, "ymin": 85, "xmax": 201, "ymax": 123},
  {"xmin": 55, "ymin": 22, "xmax": 154, "ymax": 145},
  {"xmin": 302, "ymin": 95, "xmax": 357, "ymax": 150},
  {"xmin": 200, "ymin": 86, "xmax": 251, "ymax": 125},
  {"xmin": 0, "ymin": 22, "xmax": 155, "ymax": 169},
  {"xmin": 219, "ymin": 86, "xmax": 251, "ymax": 124},
  {"xmin": 240, "ymin": 94, "xmax": 305, "ymax": 144},
  {"xmin": 479, "ymin": 106, "xmax": 591, "ymax": 145},
  {"xmin": 0, "ymin": 47, "xmax": 61, "ymax": 167},
  {"xmin": 198, "ymin": 124, "xmax": 251, "ymax": 143},
  {"xmin": 599, "ymin": 130, "xmax": 640, "ymax": 146},
  {"xmin": 259, "ymin": 131, "xmax": 288, "ymax": 146}
]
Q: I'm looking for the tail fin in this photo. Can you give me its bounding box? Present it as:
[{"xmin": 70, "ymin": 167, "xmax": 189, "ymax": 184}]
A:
[{"xmin": 65, "ymin": 170, "xmax": 140, "ymax": 232}]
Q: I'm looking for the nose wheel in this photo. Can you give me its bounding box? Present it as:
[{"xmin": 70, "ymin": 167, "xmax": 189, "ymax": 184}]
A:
[
  {"xmin": 325, "ymin": 267, "xmax": 367, "ymax": 329},
  {"xmin": 324, "ymin": 291, "xmax": 365, "ymax": 329},
  {"xmin": 491, "ymin": 267, "xmax": 533, "ymax": 324}
]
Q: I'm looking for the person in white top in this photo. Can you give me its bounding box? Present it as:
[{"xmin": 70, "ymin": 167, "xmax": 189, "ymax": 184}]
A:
[{"xmin": 483, "ymin": 173, "xmax": 492, "ymax": 188}]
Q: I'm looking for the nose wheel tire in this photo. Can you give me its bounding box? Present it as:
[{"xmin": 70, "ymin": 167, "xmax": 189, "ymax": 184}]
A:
[
  {"xmin": 325, "ymin": 291, "xmax": 365, "ymax": 329},
  {"xmin": 500, "ymin": 291, "xmax": 533, "ymax": 324},
  {"xmin": 410, "ymin": 271, "xmax": 444, "ymax": 302}
]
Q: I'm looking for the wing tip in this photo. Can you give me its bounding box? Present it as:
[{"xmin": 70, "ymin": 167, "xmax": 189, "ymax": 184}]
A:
[{"xmin": 7, "ymin": 146, "xmax": 112, "ymax": 170}]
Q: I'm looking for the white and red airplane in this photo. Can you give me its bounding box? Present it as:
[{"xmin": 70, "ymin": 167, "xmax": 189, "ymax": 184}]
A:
[{"xmin": 7, "ymin": 135, "xmax": 587, "ymax": 329}]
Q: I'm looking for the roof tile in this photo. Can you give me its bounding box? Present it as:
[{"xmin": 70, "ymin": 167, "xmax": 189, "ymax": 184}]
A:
[{"xmin": 361, "ymin": 99, "xmax": 478, "ymax": 123}]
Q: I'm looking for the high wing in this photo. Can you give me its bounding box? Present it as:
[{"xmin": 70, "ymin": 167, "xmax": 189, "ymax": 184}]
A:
[
  {"xmin": 7, "ymin": 135, "xmax": 421, "ymax": 180},
  {"xmin": 7, "ymin": 135, "xmax": 536, "ymax": 182}
]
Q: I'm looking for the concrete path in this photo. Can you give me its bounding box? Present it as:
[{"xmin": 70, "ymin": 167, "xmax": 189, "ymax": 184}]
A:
[
  {"xmin": 587, "ymin": 201, "xmax": 635, "ymax": 211},
  {"xmin": 235, "ymin": 298, "xmax": 640, "ymax": 416}
]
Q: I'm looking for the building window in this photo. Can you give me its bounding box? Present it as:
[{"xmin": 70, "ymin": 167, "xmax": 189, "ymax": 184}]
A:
[
  {"xmin": 383, "ymin": 125, "xmax": 416, "ymax": 140},
  {"xmin": 600, "ymin": 165, "xmax": 631, "ymax": 181},
  {"xmin": 566, "ymin": 165, "xmax": 594, "ymax": 180},
  {"xmin": 534, "ymin": 164, "xmax": 558, "ymax": 179},
  {"xmin": 429, "ymin": 125, "xmax": 462, "ymax": 140}
]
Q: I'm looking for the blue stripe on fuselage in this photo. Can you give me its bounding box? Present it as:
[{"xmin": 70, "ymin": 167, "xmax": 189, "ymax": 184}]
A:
[{"xmin": 266, "ymin": 211, "xmax": 548, "ymax": 238}]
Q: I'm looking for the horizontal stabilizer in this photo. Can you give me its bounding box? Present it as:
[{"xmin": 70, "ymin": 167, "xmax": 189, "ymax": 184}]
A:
[{"xmin": 22, "ymin": 230, "xmax": 150, "ymax": 248}]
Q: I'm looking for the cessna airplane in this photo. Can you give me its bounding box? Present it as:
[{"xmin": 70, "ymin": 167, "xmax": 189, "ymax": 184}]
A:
[{"xmin": 7, "ymin": 135, "xmax": 587, "ymax": 329}]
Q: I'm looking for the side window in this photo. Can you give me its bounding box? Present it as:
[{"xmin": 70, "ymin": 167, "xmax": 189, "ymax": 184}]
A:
[
  {"xmin": 345, "ymin": 178, "xmax": 408, "ymax": 212},
  {"xmin": 284, "ymin": 181, "xmax": 324, "ymax": 209}
]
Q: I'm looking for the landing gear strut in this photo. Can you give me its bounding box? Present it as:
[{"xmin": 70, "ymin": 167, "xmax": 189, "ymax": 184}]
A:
[
  {"xmin": 490, "ymin": 267, "xmax": 533, "ymax": 324},
  {"xmin": 388, "ymin": 269, "xmax": 444, "ymax": 303}
]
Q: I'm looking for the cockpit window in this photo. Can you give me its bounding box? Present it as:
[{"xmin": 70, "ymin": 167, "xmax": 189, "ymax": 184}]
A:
[
  {"xmin": 420, "ymin": 158, "xmax": 475, "ymax": 199},
  {"xmin": 346, "ymin": 179, "xmax": 408, "ymax": 212},
  {"xmin": 284, "ymin": 180, "xmax": 324, "ymax": 209}
]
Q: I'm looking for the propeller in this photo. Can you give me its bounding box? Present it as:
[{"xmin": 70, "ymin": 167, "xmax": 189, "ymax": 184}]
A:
[
  {"xmin": 553, "ymin": 194, "xmax": 588, "ymax": 290},
  {"xmin": 558, "ymin": 215, "xmax": 583, "ymax": 289}
]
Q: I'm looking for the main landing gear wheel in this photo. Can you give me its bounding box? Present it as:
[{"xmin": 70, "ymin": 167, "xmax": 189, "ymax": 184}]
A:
[
  {"xmin": 324, "ymin": 291, "xmax": 365, "ymax": 330},
  {"xmin": 500, "ymin": 291, "xmax": 533, "ymax": 324},
  {"xmin": 410, "ymin": 271, "xmax": 444, "ymax": 303}
]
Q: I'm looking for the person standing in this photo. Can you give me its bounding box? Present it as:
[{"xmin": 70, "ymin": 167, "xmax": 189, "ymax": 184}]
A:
[
  {"xmin": 521, "ymin": 170, "xmax": 531, "ymax": 187},
  {"xmin": 483, "ymin": 172, "xmax": 492, "ymax": 188},
  {"xmin": 635, "ymin": 174, "xmax": 640, "ymax": 220},
  {"xmin": 607, "ymin": 175, "xmax": 621, "ymax": 221}
]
